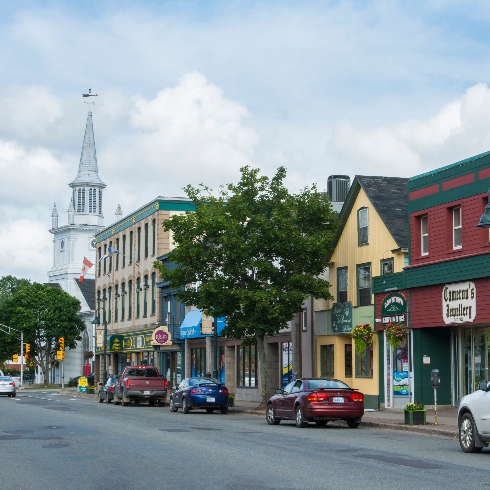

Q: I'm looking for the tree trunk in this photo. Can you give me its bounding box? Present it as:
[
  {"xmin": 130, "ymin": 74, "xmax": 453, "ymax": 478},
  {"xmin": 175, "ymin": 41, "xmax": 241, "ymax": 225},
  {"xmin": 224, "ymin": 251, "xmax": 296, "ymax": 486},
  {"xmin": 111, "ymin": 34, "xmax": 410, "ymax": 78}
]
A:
[{"xmin": 257, "ymin": 334, "xmax": 269, "ymax": 408}]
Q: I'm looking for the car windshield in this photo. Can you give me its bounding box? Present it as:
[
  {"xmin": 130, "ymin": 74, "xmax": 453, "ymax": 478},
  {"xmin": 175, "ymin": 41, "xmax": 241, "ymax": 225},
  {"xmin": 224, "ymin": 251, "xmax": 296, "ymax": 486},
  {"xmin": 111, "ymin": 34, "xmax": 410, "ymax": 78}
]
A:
[
  {"xmin": 0, "ymin": 376, "xmax": 12, "ymax": 381},
  {"xmin": 307, "ymin": 379, "xmax": 351, "ymax": 390},
  {"xmin": 126, "ymin": 369, "xmax": 158, "ymax": 377},
  {"xmin": 189, "ymin": 377, "xmax": 220, "ymax": 386}
]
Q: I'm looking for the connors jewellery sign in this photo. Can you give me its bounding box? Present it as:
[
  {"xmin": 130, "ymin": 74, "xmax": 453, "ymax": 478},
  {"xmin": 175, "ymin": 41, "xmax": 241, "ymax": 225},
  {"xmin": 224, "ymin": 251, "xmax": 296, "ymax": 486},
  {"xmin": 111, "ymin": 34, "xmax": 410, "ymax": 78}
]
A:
[{"xmin": 442, "ymin": 281, "xmax": 476, "ymax": 324}]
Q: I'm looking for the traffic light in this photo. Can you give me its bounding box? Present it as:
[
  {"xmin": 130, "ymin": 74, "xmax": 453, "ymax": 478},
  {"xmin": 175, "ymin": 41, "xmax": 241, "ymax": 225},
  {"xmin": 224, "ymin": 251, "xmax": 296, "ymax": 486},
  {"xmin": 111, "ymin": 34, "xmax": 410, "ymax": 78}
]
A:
[
  {"xmin": 56, "ymin": 350, "xmax": 65, "ymax": 361},
  {"xmin": 59, "ymin": 337, "xmax": 65, "ymax": 350},
  {"xmin": 12, "ymin": 354, "xmax": 18, "ymax": 363}
]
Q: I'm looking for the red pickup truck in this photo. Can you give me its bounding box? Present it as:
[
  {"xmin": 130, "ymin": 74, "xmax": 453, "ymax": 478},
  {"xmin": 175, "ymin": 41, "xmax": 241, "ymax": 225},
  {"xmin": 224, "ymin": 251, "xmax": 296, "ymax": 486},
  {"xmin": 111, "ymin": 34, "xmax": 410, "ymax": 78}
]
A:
[{"xmin": 113, "ymin": 366, "xmax": 168, "ymax": 407}]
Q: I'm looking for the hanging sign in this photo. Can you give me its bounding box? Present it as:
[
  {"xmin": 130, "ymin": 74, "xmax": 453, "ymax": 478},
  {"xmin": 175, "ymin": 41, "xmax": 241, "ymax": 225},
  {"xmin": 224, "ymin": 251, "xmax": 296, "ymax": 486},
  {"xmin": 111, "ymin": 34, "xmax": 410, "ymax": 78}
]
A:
[
  {"xmin": 442, "ymin": 281, "xmax": 476, "ymax": 324},
  {"xmin": 381, "ymin": 292, "xmax": 406, "ymax": 325},
  {"xmin": 332, "ymin": 302, "xmax": 353, "ymax": 334},
  {"xmin": 151, "ymin": 325, "xmax": 172, "ymax": 346}
]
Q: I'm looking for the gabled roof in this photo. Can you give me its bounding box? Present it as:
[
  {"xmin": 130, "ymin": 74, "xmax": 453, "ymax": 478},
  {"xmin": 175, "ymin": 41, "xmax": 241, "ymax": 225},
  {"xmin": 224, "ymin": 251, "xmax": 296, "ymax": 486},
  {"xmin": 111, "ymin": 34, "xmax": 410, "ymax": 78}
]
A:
[
  {"xmin": 76, "ymin": 278, "xmax": 95, "ymax": 310},
  {"xmin": 328, "ymin": 175, "xmax": 409, "ymax": 260}
]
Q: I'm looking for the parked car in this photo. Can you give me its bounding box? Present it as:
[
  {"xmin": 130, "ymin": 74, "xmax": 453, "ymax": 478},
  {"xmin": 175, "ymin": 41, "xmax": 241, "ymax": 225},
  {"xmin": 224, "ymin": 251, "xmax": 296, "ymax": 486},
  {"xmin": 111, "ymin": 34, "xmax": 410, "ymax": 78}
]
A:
[
  {"xmin": 170, "ymin": 377, "xmax": 229, "ymax": 414},
  {"xmin": 113, "ymin": 366, "xmax": 167, "ymax": 406},
  {"xmin": 266, "ymin": 378, "xmax": 364, "ymax": 428},
  {"xmin": 458, "ymin": 379, "xmax": 490, "ymax": 452},
  {"xmin": 98, "ymin": 375, "xmax": 119, "ymax": 403},
  {"xmin": 0, "ymin": 376, "xmax": 16, "ymax": 397}
]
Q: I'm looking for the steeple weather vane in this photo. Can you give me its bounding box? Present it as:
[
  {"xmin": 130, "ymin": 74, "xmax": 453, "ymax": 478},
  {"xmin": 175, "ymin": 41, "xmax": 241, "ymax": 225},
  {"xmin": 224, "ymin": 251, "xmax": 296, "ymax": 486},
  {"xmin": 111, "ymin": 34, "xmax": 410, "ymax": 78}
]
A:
[{"xmin": 82, "ymin": 88, "xmax": 98, "ymax": 97}]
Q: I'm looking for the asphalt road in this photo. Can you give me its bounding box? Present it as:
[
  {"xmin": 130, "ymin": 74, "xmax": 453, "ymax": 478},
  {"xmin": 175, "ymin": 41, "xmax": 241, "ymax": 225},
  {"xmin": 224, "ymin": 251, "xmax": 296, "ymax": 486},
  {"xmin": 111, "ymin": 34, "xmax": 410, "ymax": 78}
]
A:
[{"xmin": 1, "ymin": 391, "xmax": 490, "ymax": 490}]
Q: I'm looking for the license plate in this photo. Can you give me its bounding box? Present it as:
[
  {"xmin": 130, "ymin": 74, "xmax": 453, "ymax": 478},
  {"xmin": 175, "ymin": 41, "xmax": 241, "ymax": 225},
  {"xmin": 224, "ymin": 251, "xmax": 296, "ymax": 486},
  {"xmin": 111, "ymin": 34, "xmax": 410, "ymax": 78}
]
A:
[
  {"xmin": 333, "ymin": 397, "xmax": 344, "ymax": 403},
  {"xmin": 206, "ymin": 397, "xmax": 215, "ymax": 402},
  {"xmin": 144, "ymin": 391, "xmax": 151, "ymax": 395}
]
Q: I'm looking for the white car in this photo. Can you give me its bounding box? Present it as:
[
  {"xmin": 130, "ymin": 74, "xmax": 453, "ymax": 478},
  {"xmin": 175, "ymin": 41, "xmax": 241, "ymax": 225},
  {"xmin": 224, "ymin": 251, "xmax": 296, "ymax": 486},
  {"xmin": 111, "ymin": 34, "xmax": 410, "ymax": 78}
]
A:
[{"xmin": 458, "ymin": 380, "xmax": 490, "ymax": 452}]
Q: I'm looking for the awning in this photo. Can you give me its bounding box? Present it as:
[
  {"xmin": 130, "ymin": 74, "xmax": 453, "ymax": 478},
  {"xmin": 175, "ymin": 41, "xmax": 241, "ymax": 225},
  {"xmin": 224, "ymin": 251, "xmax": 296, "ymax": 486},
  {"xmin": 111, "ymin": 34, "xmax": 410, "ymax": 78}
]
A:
[{"xmin": 180, "ymin": 310, "xmax": 226, "ymax": 339}]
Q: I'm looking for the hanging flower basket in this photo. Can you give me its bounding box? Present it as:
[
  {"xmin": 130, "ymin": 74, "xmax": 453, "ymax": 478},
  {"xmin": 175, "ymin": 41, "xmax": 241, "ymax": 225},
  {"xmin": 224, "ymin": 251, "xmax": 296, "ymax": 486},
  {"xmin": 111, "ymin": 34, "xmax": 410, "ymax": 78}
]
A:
[
  {"xmin": 84, "ymin": 350, "xmax": 94, "ymax": 360},
  {"xmin": 350, "ymin": 324, "xmax": 373, "ymax": 355},
  {"xmin": 385, "ymin": 322, "xmax": 407, "ymax": 350}
]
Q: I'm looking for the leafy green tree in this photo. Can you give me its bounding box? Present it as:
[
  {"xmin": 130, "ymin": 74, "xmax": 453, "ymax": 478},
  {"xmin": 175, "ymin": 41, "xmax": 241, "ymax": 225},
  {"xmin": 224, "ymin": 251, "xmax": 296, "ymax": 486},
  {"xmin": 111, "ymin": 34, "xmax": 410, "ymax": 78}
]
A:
[
  {"xmin": 0, "ymin": 275, "xmax": 31, "ymax": 309},
  {"xmin": 0, "ymin": 282, "xmax": 86, "ymax": 384},
  {"xmin": 154, "ymin": 166, "xmax": 339, "ymax": 401}
]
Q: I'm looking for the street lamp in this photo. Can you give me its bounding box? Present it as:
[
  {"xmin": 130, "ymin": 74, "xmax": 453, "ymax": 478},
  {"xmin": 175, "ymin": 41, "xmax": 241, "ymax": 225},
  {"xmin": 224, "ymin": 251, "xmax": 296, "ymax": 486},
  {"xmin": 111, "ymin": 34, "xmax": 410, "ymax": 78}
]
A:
[
  {"xmin": 92, "ymin": 296, "xmax": 107, "ymax": 382},
  {"xmin": 477, "ymin": 190, "xmax": 490, "ymax": 228}
]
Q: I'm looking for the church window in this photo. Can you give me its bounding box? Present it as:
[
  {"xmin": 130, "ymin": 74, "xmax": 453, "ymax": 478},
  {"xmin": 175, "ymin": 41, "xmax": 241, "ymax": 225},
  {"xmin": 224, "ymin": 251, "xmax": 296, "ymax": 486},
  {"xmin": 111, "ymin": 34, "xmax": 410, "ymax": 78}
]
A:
[
  {"xmin": 99, "ymin": 189, "xmax": 103, "ymax": 215},
  {"xmin": 77, "ymin": 188, "xmax": 86, "ymax": 212},
  {"xmin": 89, "ymin": 188, "xmax": 97, "ymax": 213}
]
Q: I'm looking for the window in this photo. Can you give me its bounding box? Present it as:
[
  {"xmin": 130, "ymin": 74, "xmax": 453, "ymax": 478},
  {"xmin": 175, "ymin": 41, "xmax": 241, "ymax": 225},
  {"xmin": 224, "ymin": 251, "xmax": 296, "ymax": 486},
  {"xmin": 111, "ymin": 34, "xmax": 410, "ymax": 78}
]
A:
[
  {"xmin": 337, "ymin": 267, "xmax": 348, "ymax": 303},
  {"xmin": 129, "ymin": 231, "xmax": 133, "ymax": 265},
  {"xmin": 358, "ymin": 207, "xmax": 368, "ymax": 245},
  {"xmin": 122, "ymin": 235, "xmax": 126, "ymax": 268},
  {"xmin": 98, "ymin": 247, "xmax": 102, "ymax": 277},
  {"xmin": 108, "ymin": 241, "xmax": 113, "ymax": 272},
  {"xmin": 137, "ymin": 227, "xmax": 141, "ymax": 262},
  {"xmin": 151, "ymin": 272, "xmax": 156, "ymax": 315},
  {"xmin": 345, "ymin": 344, "xmax": 352, "ymax": 377},
  {"xmin": 128, "ymin": 281, "xmax": 132, "ymax": 320},
  {"xmin": 238, "ymin": 344, "xmax": 257, "ymax": 387},
  {"xmin": 102, "ymin": 289, "xmax": 107, "ymax": 323},
  {"xmin": 321, "ymin": 345, "xmax": 334, "ymax": 377},
  {"xmin": 136, "ymin": 277, "xmax": 141, "ymax": 318},
  {"xmin": 357, "ymin": 264, "xmax": 371, "ymax": 306},
  {"xmin": 121, "ymin": 282, "xmax": 126, "ymax": 320},
  {"xmin": 77, "ymin": 188, "xmax": 85, "ymax": 212},
  {"xmin": 381, "ymin": 258, "xmax": 393, "ymax": 275},
  {"xmin": 114, "ymin": 284, "xmax": 119, "ymax": 322},
  {"xmin": 103, "ymin": 244, "xmax": 107, "ymax": 275},
  {"xmin": 191, "ymin": 347, "xmax": 206, "ymax": 377},
  {"xmin": 453, "ymin": 207, "xmax": 462, "ymax": 249},
  {"xmin": 356, "ymin": 344, "xmax": 373, "ymax": 377},
  {"xmin": 302, "ymin": 310, "xmax": 307, "ymax": 332},
  {"xmin": 143, "ymin": 275, "xmax": 148, "ymax": 317},
  {"xmin": 144, "ymin": 223, "xmax": 149, "ymax": 259},
  {"xmin": 108, "ymin": 287, "xmax": 112, "ymax": 323},
  {"xmin": 116, "ymin": 238, "xmax": 120, "ymax": 270},
  {"xmin": 152, "ymin": 219, "xmax": 156, "ymax": 255},
  {"xmin": 98, "ymin": 189, "xmax": 102, "ymax": 215},
  {"xmin": 421, "ymin": 215, "xmax": 429, "ymax": 255},
  {"xmin": 89, "ymin": 188, "xmax": 97, "ymax": 213}
]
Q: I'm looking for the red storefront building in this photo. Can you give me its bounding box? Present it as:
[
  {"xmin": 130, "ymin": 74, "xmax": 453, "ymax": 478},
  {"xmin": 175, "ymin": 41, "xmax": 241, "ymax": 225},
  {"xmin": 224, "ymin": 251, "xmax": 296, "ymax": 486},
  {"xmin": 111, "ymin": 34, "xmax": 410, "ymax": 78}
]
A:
[{"xmin": 374, "ymin": 151, "xmax": 490, "ymax": 408}]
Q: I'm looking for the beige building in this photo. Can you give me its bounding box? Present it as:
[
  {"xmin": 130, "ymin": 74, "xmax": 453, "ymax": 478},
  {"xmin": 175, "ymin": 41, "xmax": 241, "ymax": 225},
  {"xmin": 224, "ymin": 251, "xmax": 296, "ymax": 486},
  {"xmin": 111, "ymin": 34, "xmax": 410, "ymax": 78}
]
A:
[{"xmin": 93, "ymin": 197, "xmax": 194, "ymax": 382}]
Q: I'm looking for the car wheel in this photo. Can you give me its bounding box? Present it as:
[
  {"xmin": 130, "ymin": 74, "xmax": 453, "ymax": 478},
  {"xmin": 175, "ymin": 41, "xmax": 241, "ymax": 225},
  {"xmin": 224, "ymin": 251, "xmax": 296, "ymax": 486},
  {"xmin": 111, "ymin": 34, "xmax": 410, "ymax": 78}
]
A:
[
  {"xmin": 114, "ymin": 397, "xmax": 120, "ymax": 405},
  {"xmin": 106, "ymin": 393, "xmax": 111, "ymax": 404},
  {"xmin": 346, "ymin": 419, "xmax": 360, "ymax": 429},
  {"xmin": 98, "ymin": 392, "xmax": 104, "ymax": 403},
  {"xmin": 459, "ymin": 413, "xmax": 483, "ymax": 453},
  {"xmin": 206, "ymin": 408, "xmax": 214, "ymax": 413},
  {"xmin": 314, "ymin": 420, "xmax": 328, "ymax": 427},
  {"xmin": 7, "ymin": 394, "xmax": 11, "ymax": 397},
  {"xmin": 169, "ymin": 398, "xmax": 178, "ymax": 412},
  {"xmin": 182, "ymin": 397, "xmax": 190, "ymax": 414},
  {"xmin": 121, "ymin": 395, "xmax": 130, "ymax": 407},
  {"xmin": 266, "ymin": 404, "xmax": 281, "ymax": 425},
  {"xmin": 295, "ymin": 405, "xmax": 308, "ymax": 428},
  {"xmin": 12, "ymin": 393, "xmax": 16, "ymax": 397},
  {"xmin": 220, "ymin": 405, "xmax": 228, "ymax": 414}
]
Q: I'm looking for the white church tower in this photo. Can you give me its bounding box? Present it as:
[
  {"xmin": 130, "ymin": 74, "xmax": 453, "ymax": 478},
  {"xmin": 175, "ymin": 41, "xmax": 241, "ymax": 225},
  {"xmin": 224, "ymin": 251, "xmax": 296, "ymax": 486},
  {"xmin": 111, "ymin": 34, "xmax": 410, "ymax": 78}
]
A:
[{"xmin": 47, "ymin": 111, "xmax": 106, "ymax": 384}]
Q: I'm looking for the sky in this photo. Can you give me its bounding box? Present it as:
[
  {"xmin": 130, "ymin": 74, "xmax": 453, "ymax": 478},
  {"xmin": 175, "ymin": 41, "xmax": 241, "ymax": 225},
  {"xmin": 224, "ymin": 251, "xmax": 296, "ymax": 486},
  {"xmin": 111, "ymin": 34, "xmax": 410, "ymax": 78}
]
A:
[{"xmin": 2, "ymin": 0, "xmax": 490, "ymax": 283}]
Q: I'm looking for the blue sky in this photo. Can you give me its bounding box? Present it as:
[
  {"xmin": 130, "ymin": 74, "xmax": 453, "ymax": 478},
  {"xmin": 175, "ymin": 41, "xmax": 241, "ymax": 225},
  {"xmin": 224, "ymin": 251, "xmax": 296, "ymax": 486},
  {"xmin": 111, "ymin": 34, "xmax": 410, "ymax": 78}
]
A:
[{"xmin": 2, "ymin": 0, "xmax": 490, "ymax": 282}]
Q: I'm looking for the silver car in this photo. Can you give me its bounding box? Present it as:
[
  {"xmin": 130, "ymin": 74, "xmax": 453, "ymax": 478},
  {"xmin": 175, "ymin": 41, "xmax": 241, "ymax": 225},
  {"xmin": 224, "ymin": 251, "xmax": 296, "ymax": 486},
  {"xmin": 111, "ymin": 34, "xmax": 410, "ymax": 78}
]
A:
[{"xmin": 0, "ymin": 376, "xmax": 16, "ymax": 397}]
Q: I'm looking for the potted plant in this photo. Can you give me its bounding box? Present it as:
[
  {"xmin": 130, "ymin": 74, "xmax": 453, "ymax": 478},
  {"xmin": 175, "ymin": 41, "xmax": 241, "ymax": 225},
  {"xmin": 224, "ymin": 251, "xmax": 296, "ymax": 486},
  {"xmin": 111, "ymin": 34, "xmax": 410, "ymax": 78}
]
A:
[
  {"xmin": 385, "ymin": 322, "xmax": 406, "ymax": 349},
  {"xmin": 350, "ymin": 324, "xmax": 373, "ymax": 355},
  {"xmin": 404, "ymin": 401, "xmax": 426, "ymax": 425},
  {"xmin": 84, "ymin": 350, "xmax": 94, "ymax": 360},
  {"xmin": 228, "ymin": 393, "xmax": 235, "ymax": 407}
]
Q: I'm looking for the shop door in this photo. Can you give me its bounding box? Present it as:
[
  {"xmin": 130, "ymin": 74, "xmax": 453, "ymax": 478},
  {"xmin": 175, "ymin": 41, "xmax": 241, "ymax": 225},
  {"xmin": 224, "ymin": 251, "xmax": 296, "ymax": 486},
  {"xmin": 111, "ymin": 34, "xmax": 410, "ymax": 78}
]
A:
[
  {"xmin": 452, "ymin": 331, "xmax": 461, "ymax": 406},
  {"xmin": 461, "ymin": 327, "xmax": 490, "ymax": 397}
]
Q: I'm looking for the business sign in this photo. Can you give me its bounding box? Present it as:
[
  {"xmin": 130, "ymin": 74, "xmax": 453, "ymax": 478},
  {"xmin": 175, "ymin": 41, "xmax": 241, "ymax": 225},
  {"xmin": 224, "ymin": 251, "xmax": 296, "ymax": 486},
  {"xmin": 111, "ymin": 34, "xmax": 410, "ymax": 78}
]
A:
[
  {"xmin": 381, "ymin": 293, "xmax": 407, "ymax": 325},
  {"xmin": 442, "ymin": 281, "xmax": 476, "ymax": 324},
  {"xmin": 331, "ymin": 302, "xmax": 352, "ymax": 334},
  {"xmin": 152, "ymin": 326, "xmax": 172, "ymax": 346}
]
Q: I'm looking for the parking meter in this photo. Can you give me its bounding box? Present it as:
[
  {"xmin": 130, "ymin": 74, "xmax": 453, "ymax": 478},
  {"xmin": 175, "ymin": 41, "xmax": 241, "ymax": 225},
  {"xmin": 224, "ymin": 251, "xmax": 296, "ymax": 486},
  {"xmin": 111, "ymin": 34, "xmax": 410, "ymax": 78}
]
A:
[{"xmin": 431, "ymin": 369, "xmax": 440, "ymax": 388}]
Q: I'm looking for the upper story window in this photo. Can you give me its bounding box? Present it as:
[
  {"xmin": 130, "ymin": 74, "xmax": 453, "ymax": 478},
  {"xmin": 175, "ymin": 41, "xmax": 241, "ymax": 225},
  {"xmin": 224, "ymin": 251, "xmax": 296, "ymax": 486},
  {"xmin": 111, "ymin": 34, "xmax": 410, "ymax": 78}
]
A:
[
  {"xmin": 358, "ymin": 208, "xmax": 368, "ymax": 246},
  {"xmin": 453, "ymin": 207, "xmax": 462, "ymax": 249},
  {"xmin": 421, "ymin": 215, "xmax": 429, "ymax": 255},
  {"xmin": 77, "ymin": 188, "xmax": 86, "ymax": 212},
  {"xmin": 337, "ymin": 267, "xmax": 348, "ymax": 303},
  {"xmin": 88, "ymin": 188, "xmax": 97, "ymax": 213},
  {"xmin": 98, "ymin": 189, "xmax": 103, "ymax": 215},
  {"xmin": 122, "ymin": 235, "xmax": 126, "ymax": 268},
  {"xmin": 381, "ymin": 258, "xmax": 393, "ymax": 275},
  {"xmin": 129, "ymin": 231, "xmax": 133, "ymax": 264},
  {"xmin": 144, "ymin": 223, "xmax": 149, "ymax": 259},
  {"xmin": 152, "ymin": 219, "xmax": 156, "ymax": 256},
  {"xmin": 137, "ymin": 227, "xmax": 141, "ymax": 262},
  {"xmin": 357, "ymin": 263, "xmax": 371, "ymax": 306},
  {"xmin": 115, "ymin": 238, "xmax": 120, "ymax": 270}
]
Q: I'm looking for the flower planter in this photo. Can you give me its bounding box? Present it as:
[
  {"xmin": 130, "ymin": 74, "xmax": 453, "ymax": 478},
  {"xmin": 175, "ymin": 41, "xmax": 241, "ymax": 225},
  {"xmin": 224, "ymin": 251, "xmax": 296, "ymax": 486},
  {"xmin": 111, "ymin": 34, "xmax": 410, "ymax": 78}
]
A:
[
  {"xmin": 404, "ymin": 410, "xmax": 426, "ymax": 425},
  {"xmin": 228, "ymin": 397, "xmax": 235, "ymax": 407}
]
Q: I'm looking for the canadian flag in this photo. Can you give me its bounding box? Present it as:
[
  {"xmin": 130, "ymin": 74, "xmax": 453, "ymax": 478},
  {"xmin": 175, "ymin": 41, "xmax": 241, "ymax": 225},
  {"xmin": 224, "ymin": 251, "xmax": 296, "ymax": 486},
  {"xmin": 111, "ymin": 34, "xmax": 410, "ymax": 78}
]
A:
[{"xmin": 79, "ymin": 257, "xmax": 94, "ymax": 283}]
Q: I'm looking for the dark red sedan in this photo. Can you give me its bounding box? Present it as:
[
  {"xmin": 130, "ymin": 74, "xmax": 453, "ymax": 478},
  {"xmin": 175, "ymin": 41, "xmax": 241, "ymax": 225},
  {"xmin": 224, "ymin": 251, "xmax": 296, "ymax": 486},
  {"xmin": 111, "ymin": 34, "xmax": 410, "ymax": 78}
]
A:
[{"xmin": 266, "ymin": 378, "xmax": 364, "ymax": 428}]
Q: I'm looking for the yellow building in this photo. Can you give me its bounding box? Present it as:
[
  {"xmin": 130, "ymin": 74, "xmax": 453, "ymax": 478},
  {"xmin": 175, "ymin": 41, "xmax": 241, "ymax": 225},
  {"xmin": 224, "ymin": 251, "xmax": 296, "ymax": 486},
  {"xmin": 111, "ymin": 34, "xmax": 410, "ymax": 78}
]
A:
[{"xmin": 314, "ymin": 176, "xmax": 408, "ymax": 409}]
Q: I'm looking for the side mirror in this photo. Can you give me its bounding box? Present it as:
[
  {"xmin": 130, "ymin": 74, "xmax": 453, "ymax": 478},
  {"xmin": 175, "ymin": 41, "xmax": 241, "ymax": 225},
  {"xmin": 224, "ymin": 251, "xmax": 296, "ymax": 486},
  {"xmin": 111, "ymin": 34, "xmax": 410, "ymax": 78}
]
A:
[{"xmin": 478, "ymin": 380, "xmax": 488, "ymax": 391}]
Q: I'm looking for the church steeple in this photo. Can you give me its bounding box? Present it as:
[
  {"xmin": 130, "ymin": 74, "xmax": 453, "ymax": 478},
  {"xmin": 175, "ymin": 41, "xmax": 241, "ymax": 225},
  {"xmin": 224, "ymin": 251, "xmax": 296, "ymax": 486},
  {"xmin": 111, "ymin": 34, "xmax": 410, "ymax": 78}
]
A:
[{"xmin": 69, "ymin": 111, "xmax": 106, "ymax": 226}]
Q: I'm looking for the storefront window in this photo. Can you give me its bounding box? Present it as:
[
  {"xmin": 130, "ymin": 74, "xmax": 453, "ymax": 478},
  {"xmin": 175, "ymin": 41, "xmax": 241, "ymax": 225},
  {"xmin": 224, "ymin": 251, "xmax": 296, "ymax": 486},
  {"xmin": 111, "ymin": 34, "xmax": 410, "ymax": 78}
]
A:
[
  {"xmin": 356, "ymin": 344, "xmax": 373, "ymax": 377},
  {"xmin": 320, "ymin": 345, "xmax": 334, "ymax": 377},
  {"xmin": 191, "ymin": 347, "xmax": 206, "ymax": 377},
  {"xmin": 238, "ymin": 344, "xmax": 257, "ymax": 387}
]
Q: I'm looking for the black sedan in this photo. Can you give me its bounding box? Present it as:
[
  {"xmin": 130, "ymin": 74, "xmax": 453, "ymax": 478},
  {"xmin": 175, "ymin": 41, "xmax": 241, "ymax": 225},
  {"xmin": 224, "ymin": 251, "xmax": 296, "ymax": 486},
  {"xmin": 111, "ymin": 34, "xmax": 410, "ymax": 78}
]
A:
[
  {"xmin": 170, "ymin": 377, "xmax": 229, "ymax": 414},
  {"xmin": 98, "ymin": 375, "xmax": 118, "ymax": 403}
]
